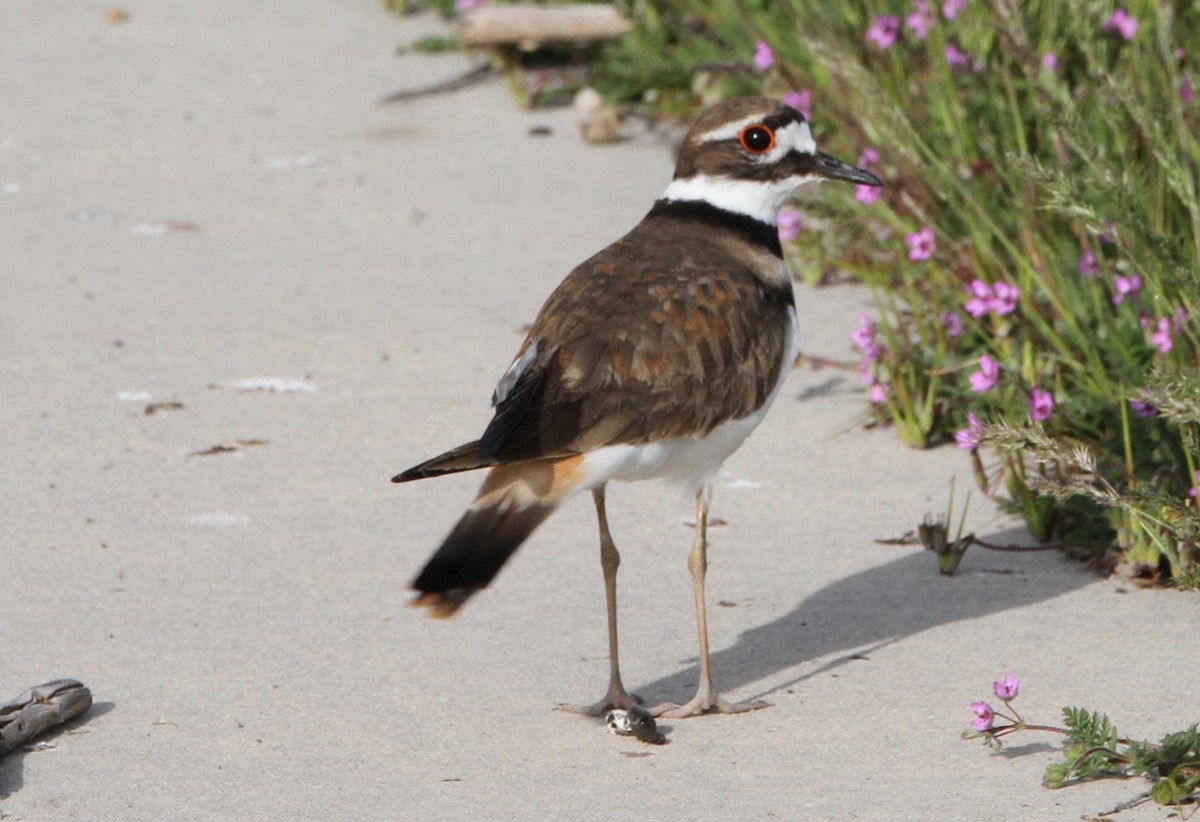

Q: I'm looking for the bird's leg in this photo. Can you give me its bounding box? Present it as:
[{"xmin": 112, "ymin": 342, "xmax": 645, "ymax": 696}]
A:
[
  {"xmin": 652, "ymin": 486, "xmax": 768, "ymax": 719},
  {"xmin": 558, "ymin": 485, "xmax": 642, "ymax": 716}
]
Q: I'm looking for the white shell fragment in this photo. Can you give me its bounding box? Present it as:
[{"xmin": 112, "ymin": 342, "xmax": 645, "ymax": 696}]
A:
[{"xmin": 217, "ymin": 377, "xmax": 318, "ymax": 394}]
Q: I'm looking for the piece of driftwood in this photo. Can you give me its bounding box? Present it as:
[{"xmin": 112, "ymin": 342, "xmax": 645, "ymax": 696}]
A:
[
  {"xmin": 0, "ymin": 679, "xmax": 92, "ymax": 755},
  {"xmin": 460, "ymin": 3, "xmax": 632, "ymax": 48}
]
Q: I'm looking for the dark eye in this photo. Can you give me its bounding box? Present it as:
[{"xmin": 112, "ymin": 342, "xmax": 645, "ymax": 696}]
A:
[{"xmin": 738, "ymin": 124, "xmax": 776, "ymax": 153}]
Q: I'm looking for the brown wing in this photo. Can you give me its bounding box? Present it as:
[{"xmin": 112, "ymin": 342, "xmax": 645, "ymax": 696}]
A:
[{"xmin": 476, "ymin": 215, "xmax": 793, "ymax": 465}]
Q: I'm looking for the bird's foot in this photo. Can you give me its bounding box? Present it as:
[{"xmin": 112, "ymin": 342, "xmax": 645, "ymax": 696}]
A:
[
  {"xmin": 650, "ymin": 691, "xmax": 768, "ymax": 719},
  {"xmin": 557, "ymin": 687, "xmax": 643, "ymax": 717}
]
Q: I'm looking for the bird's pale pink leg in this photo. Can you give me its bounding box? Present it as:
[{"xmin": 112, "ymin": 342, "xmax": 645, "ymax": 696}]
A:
[
  {"xmin": 559, "ymin": 485, "xmax": 642, "ymax": 716},
  {"xmin": 652, "ymin": 486, "xmax": 768, "ymax": 718}
]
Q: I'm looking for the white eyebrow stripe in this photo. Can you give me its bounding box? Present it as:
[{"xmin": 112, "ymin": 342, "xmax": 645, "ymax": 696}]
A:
[
  {"xmin": 694, "ymin": 113, "xmax": 772, "ymax": 143},
  {"xmin": 696, "ymin": 117, "xmax": 817, "ymax": 158}
]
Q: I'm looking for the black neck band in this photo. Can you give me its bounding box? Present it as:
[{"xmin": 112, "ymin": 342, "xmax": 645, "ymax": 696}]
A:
[{"xmin": 646, "ymin": 198, "xmax": 783, "ymax": 259}]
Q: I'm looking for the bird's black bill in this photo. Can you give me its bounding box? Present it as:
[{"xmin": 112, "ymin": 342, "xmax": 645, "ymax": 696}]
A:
[{"xmin": 814, "ymin": 152, "xmax": 883, "ymax": 187}]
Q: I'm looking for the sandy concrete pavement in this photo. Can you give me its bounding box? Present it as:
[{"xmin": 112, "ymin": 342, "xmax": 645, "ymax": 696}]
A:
[{"xmin": 1, "ymin": 2, "xmax": 1196, "ymax": 819}]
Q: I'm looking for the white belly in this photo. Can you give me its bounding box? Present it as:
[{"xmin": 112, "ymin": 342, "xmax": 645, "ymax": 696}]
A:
[{"xmin": 573, "ymin": 304, "xmax": 799, "ymax": 497}]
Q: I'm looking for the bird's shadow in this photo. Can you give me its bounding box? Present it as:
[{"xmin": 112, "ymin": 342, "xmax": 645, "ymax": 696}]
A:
[
  {"xmin": 0, "ymin": 701, "xmax": 114, "ymax": 798},
  {"xmin": 631, "ymin": 527, "xmax": 1093, "ymax": 705}
]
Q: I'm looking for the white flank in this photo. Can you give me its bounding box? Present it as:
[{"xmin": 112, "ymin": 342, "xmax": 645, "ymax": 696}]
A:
[{"xmin": 662, "ymin": 175, "xmax": 820, "ymax": 224}]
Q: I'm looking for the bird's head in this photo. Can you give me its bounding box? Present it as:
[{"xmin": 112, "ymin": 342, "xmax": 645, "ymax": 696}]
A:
[{"xmin": 663, "ymin": 96, "xmax": 882, "ymax": 224}]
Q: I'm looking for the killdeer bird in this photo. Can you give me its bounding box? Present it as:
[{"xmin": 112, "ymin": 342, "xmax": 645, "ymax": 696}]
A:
[{"xmin": 394, "ymin": 96, "xmax": 881, "ymax": 718}]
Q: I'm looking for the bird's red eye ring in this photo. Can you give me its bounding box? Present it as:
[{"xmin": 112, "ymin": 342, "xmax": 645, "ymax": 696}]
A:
[{"xmin": 738, "ymin": 124, "xmax": 776, "ymax": 153}]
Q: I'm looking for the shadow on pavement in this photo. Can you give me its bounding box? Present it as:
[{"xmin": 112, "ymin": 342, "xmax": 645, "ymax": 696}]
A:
[{"xmin": 631, "ymin": 528, "xmax": 1093, "ymax": 705}]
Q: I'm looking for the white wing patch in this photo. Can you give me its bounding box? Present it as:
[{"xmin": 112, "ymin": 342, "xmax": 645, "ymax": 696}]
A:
[{"xmin": 492, "ymin": 340, "xmax": 539, "ymax": 407}]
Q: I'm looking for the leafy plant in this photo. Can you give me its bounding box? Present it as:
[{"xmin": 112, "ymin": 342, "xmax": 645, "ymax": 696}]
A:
[
  {"xmin": 966, "ymin": 676, "xmax": 1200, "ymax": 812},
  {"xmin": 583, "ymin": 0, "xmax": 1200, "ymax": 584}
]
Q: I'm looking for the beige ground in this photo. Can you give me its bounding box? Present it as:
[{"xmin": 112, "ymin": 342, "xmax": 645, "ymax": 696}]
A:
[{"xmin": 2, "ymin": 2, "xmax": 1197, "ymax": 819}]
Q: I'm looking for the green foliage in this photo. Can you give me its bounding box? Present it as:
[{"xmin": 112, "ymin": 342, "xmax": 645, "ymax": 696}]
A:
[
  {"xmin": 1062, "ymin": 706, "xmax": 1122, "ymax": 750},
  {"xmin": 584, "ymin": 0, "xmax": 1200, "ymax": 583},
  {"xmin": 1043, "ymin": 707, "xmax": 1126, "ymax": 789},
  {"xmin": 968, "ymin": 686, "xmax": 1198, "ymax": 806},
  {"xmin": 403, "ymin": 35, "xmax": 461, "ymax": 53}
]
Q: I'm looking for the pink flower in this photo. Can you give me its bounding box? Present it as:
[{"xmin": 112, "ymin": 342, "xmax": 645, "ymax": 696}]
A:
[
  {"xmin": 993, "ymin": 674, "xmax": 1020, "ymax": 700},
  {"xmin": 855, "ymin": 148, "xmax": 882, "ymax": 204},
  {"xmin": 1077, "ymin": 248, "xmax": 1099, "ymax": 277},
  {"xmin": 990, "ymin": 281, "xmax": 1019, "ymax": 315},
  {"xmin": 869, "ymin": 381, "xmax": 890, "ymax": 404},
  {"xmin": 970, "ymin": 701, "xmax": 994, "ymax": 732},
  {"xmin": 964, "ymin": 279, "xmax": 1019, "ymax": 317},
  {"xmin": 1182, "ymin": 75, "xmax": 1196, "ymax": 103},
  {"xmin": 945, "ymin": 44, "xmax": 970, "ymax": 70},
  {"xmin": 1150, "ymin": 316, "xmax": 1173, "ymax": 353},
  {"xmin": 1112, "ymin": 274, "xmax": 1142, "ymax": 304},
  {"xmin": 905, "ymin": 0, "xmax": 935, "ymax": 39},
  {"xmin": 1029, "ymin": 387, "xmax": 1054, "ymax": 421},
  {"xmin": 1103, "ymin": 8, "xmax": 1138, "ymax": 41},
  {"xmin": 1041, "ymin": 52, "xmax": 1058, "ymax": 72},
  {"xmin": 943, "ymin": 0, "xmax": 966, "ymax": 21},
  {"xmin": 968, "ymin": 354, "xmax": 999, "ymax": 393},
  {"xmin": 850, "ymin": 313, "xmax": 882, "ymax": 363},
  {"xmin": 955, "ymin": 412, "xmax": 985, "ymax": 450},
  {"xmin": 854, "ymin": 148, "xmax": 883, "ymax": 204},
  {"xmin": 867, "ymin": 15, "xmax": 901, "ymax": 50},
  {"xmin": 941, "ymin": 311, "xmax": 964, "ymax": 338},
  {"xmin": 907, "ymin": 227, "xmax": 937, "ymax": 261},
  {"xmin": 850, "ymin": 313, "xmax": 877, "ymax": 350},
  {"xmin": 777, "ymin": 207, "xmax": 803, "ymax": 242},
  {"xmin": 1190, "ymin": 470, "xmax": 1200, "ymax": 498},
  {"xmin": 1129, "ymin": 398, "xmax": 1158, "ymax": 418},
  {"xmin": 782, "ymin": 89, "xmax": 812, "ymax": 119},
  {"xmin": 454, "ymin": 0, "xmax": 486, "ymax": 10},
  {"xmin": 964, "ymin": 279, "xmax": 993, "ymax": 318},
  {"xmin": 753, "ymin": 41, "xmax": 775, "ymax": 71}
]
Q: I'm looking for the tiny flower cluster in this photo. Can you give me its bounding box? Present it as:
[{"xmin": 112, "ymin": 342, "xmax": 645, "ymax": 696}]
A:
[
  {"xmin": 856, "ymin": 149, "xmax": 882, "ymax": 205},
  {"xmin": 1103, "ymin": 8, "xmax": 1138, "ymax": 41},
  {"xmin": 964, "ymin": 279, "xmax": 1019, "ymax": 318},
  {"xmin": 968, "ymin": 673, "xmax": 1021, "ymax": 733},
  {"xmin": 907, "ymin": 226, "xmax": 937, "ymax": 261},
  {"xmin": 782, "ymin": 89, "xmax": 812, "ymax": 120},
  {"xmin": 968, "ymin": 354, "xmax": 999, "ymax": 393},
  {"xmin": 850, "ymin": 313, "xmax": 889, "ymax": 404},
  {"xmin": 753, "ymin": 41, "xmax": 774, "ymax": 71},
  {"xmin": 1143, "ymin": 308, "xmax": 1189, "ymax": 354},
  {"xmin": 777, "ymin": 207, "xmax": 803, "ymax": 243},
  {"xmin": 1112, "ymin": 273, "xmax": 1141, "ymax": 305}
]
